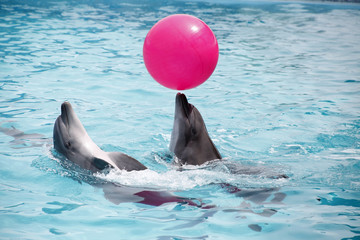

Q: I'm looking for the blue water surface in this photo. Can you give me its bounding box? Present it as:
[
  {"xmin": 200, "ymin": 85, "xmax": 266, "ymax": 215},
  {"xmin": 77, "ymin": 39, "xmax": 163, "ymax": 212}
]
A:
[{"xmin": 1, "ymin": 0, "xmax": 360, "ymax": 239}]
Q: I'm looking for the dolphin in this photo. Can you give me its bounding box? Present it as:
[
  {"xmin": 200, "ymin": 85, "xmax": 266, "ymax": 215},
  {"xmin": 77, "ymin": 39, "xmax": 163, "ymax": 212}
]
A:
[
  {"xmin": 170, "ymin": 93, "xmax": 222, "ymax": 165},
  {"xmin": 53, "ymin": 102, "xmax": 147, "ymax": 172},
  {"xmin": 0, "ymin": 122, "xmax": 50, "ymax": 149}
]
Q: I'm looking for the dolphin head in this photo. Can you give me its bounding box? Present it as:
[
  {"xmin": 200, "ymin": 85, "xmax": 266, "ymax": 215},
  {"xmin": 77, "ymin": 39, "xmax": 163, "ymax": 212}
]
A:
[
  {"xmin": 53, "ymin": 102, "xmax": 148, "ymax": 172},
  {"xmin": 170, "ymin": 93, "xmax": 221, "ymax": 165},
  {"xmin": 53, "ymin": 102, "xmax": 99, "ymax": 170}
]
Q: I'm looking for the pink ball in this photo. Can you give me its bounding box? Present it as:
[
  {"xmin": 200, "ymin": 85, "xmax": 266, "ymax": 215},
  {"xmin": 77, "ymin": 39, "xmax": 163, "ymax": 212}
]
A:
[{"xmin": 143, "ymin": 14, "xmax": 219, "ymax": 90}]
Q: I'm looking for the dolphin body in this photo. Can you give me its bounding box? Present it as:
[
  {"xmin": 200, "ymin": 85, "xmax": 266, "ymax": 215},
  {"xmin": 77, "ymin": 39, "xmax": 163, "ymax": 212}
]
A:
[
  {"xmin": 53, "ymin": 102, "xmax": 147, "ymax": 172},
  {"xmin": 170, "ymin": 93, "xmax": 222, "ymax": 165}
]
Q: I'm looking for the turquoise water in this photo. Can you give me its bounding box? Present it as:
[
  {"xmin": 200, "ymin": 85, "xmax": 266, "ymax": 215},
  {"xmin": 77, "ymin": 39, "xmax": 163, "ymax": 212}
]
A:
[{"xmin": 1, "ymin": 0, "xmax": 360, "ymax": 239}]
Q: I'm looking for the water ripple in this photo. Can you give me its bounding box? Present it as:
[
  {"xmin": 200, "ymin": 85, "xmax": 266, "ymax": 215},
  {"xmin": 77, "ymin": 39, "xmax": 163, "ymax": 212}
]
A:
[
  {"xmin": 1, "ymin": 0, "xmax": 360, "ymax": 239},
  {"xmin": 42, "ymin": 201, "xmax": 84, "ymax": 214}
]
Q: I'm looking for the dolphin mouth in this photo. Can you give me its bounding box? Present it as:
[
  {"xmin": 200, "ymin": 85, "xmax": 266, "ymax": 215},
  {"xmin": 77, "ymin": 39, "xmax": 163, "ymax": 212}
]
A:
[{"xmin": 177, "ymin": 93, "xmax": 193, "ymax": 118}]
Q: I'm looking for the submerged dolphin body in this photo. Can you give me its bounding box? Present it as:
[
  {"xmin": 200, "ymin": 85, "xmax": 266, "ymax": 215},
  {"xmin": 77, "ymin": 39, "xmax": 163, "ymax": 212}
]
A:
[
  {"xmin": 100, "ymin": 182, "xmax": 203, "ymax": 207},
  {"xmin": 53, "ymin": 102, "xmax": 147, "ymax": 172},
  {"xmin": 170, "ymin": 93, "xmax": 222, "ymax": 165},
  {"xmin": 0, "ymin": 122, "xmax": 51, "ymax": 149}
]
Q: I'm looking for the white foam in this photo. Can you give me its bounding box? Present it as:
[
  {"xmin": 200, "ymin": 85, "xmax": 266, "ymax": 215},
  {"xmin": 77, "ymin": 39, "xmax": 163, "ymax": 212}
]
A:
[
  {"xmin": 95, "ymin": 163, "xmax": 288, "ymax": 191},
  {"xmin": 95, "ymin": 168, "xmax": 224, "ymax": 191}
]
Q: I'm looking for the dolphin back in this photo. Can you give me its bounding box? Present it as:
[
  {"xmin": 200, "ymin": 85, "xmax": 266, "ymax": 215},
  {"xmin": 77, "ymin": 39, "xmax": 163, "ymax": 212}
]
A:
[{"xmin": 108, "ymin": 152, "xmax": 147, "ymax": 171}]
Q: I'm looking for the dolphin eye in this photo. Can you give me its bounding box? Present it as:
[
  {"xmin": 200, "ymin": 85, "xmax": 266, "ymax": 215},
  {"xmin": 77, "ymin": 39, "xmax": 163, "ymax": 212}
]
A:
[
  {"xmin": 65, "ymin": 141, "xmax": 71, "ymax": 149},
  {"xmin": 191, "ymin": 127, "xmax": 197, "ymax": 135}
]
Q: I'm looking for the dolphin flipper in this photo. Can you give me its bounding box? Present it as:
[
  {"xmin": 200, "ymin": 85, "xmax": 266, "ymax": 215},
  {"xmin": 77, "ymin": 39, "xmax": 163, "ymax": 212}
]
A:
[{"xmin": 93, "ymin": 157, "xmax": 111, "ymax": 170}]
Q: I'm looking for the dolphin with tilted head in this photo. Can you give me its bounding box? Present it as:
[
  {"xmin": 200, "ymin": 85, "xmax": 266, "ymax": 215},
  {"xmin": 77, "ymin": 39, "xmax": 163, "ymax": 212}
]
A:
[{"xmin": 53, "ymin": 102, "xmax": 147, "ymax": 172}]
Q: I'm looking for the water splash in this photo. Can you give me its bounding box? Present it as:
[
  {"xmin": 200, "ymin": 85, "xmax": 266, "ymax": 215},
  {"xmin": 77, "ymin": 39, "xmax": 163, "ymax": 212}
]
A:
[{"xmin": 95, "ymin": 160, "xmax": 289, "ymax": 191}]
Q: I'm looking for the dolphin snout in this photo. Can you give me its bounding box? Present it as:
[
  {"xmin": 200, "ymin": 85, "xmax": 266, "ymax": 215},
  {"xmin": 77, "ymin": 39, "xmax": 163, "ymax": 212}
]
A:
[
  {"xmin": 60, "ymin": 102, "xmax": 73, "ymax": 126},
  {"xmin": 176, "ymin": 93, "xmax": 193, "ymax": 118}
]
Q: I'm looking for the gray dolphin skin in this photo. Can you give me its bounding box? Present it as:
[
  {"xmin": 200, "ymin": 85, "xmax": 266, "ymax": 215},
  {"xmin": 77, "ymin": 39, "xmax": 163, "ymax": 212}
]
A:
[
  {"xmin": 170, "ymin": 93, "xmax": 222, "ymax": 165},
  {"xmin": 53, "ymin": 102, "xmax": 147, "ymax": 172}
]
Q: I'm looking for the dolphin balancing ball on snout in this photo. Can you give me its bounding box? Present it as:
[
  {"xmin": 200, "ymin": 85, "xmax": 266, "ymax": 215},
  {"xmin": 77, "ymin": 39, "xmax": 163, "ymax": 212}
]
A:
[{"xmin": 143, "ymin": 14, "xmax": 219, "ymax": 90}]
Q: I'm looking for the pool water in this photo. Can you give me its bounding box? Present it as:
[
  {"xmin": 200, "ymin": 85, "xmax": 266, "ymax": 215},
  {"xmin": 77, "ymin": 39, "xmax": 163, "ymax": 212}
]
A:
[{"xmin": 1, "ymin": 0, "xmax": 360, "ymax": 239}]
